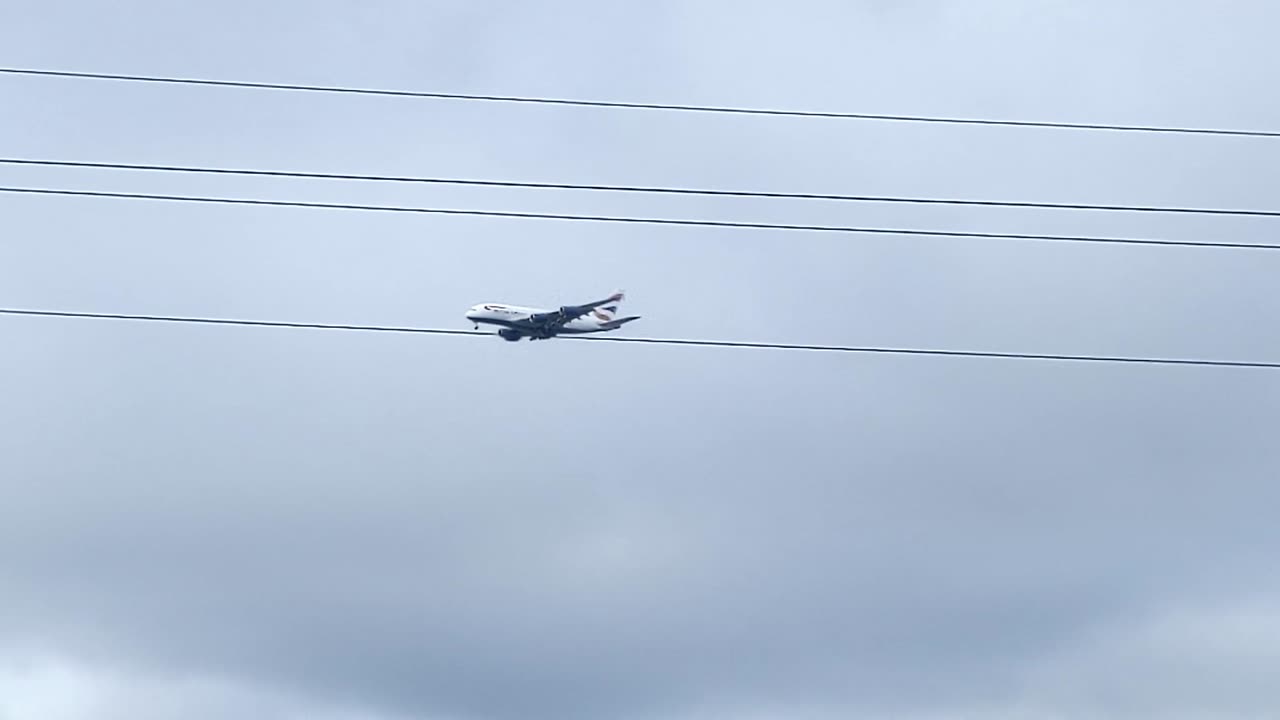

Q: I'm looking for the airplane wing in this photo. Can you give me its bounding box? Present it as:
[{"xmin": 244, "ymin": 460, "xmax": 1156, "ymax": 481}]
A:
[{"xmin": 527, "ymin": 292, "xmax": 624, "ymax": 329}]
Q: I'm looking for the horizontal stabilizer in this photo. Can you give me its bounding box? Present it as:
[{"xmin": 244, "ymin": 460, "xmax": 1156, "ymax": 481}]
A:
[{"xmin": 601, "ymin": 315, "xmax": 641, "ymax": 329}]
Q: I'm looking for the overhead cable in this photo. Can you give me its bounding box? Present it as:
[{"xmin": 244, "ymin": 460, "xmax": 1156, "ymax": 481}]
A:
[
  {"xmin": 2, "ymin": 307, "xmax": 1277, "ymax": 369},
  {"xmin": 5, "ymin": 157, "xmax": 1279, "ymax": 219},
  {"xmin": 3, "ymin": 185, "xmax": 1279, "ymax": 252},
  {"xmin": 2, "ymin": 67, "xmax": 1276, "ymax": 139}
]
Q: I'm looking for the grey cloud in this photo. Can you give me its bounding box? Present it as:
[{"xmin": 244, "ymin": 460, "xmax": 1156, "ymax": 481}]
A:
[{"xmin": 3, "ymin": 2, "xmax": 1280, "ymax": 719}]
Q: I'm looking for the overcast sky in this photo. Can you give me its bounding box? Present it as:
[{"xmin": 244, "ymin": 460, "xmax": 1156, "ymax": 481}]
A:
[{"xmin": 3, "ymin": 2, "xmax": 1280, "ymax": 719}]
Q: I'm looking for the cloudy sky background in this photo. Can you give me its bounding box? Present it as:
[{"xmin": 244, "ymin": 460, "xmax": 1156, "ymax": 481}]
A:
[{"xmin": 3, "ymin": 2, "xmax": 1280, "ymax": 719}]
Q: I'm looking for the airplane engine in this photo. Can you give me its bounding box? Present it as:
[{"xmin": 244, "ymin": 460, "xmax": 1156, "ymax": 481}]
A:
[{"xmin": 498, "ymin": 329, "xmax": 523, "ymax": 341}]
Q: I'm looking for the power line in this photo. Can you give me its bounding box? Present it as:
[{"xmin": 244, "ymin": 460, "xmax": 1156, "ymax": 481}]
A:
[
  {"xmin": 0, "ymin": 308, "xmax": 484, "ymax": 338},
  {"xmin": 2, "ymin": 67, "xmax": 1276, "ymax": 139},
  {"xmin": 6, "ymin": 157, "xmax": 1280, "ymax": 219},
  {"xmin": 2, "ymin": 307, "xmax": 1277, "ymax": 369},
  {"xmin": 4, "ymin": 185, "xmax": 1279, "ymax": 252}
]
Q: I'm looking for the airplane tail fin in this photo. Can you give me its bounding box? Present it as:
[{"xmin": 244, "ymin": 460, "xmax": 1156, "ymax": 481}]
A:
[{"xmin": 591, "ymin": 290, "xmax": 626, "ymax": 322}]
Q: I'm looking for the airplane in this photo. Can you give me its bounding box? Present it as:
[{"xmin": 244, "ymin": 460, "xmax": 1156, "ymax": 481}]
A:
[{"xmin": 465, "ymin": 290, "xmax": 640, "ymax": 341}]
